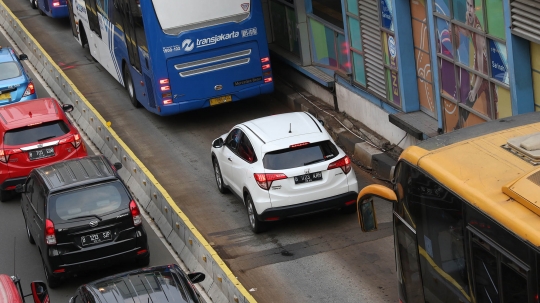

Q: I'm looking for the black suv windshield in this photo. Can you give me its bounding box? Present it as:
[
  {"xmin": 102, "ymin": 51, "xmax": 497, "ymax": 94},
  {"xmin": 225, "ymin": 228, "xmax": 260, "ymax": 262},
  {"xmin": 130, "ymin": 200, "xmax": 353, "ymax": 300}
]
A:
[
  {"xmin": 263, "ymin": 140, "xmax": 339, "ymax": 170},
  {"xmin": 4, "ymin": 120, "xmax": 70, "ymax": 146},
  {"xmin": 0, "ymin": 62, "xmax": 21, "ymax": 81},
  {"xmin": 48, "ymin": 181, "xmax": 130, "ymax": 222}
]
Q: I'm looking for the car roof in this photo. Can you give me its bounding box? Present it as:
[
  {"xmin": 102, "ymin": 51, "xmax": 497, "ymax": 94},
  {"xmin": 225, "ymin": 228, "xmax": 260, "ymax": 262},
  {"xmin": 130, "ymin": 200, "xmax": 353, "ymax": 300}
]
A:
[
  {"xmin": 85, "ymin": 264, "xmax": 194, "ymax": 303},
  {"xmin": 241, "ymin": 112, "xmax": 325, "ymax": 143},
  {"xmin": 35, "ymin": 155, "xmax": 117, "ymax": 193},
  {"xmin": 0, "ymin": 47, "xmax": 17, "ymax": 63},
  {"xmin": 0, "ymin": 98, "xmax": 63, "ymax": 131}
]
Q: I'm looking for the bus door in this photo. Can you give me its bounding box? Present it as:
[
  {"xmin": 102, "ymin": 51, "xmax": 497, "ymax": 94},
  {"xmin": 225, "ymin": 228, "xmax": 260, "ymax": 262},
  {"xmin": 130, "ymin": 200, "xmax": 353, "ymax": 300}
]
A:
[
  {"xmin": 116, "ymin": 0, "xmax": 141, "ymax": 73},
  {"xmin": 85, "ymin": 0, "xmax": 102, "ymax": 60},
  {"xmin": 468, "ymin": 229, "xmax": 530, "ymax": 303},
  {"xmin": 67, "ymin": 0, "xmax": 77, "ymax": 37},
  {"xmin": 395, "ymin": 214, "xmax": 425, "ymax": 303}
]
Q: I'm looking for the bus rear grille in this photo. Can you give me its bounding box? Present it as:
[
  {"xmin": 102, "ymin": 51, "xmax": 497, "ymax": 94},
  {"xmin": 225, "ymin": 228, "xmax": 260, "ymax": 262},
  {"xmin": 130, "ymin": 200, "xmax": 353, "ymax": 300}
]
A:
[
  {"xmin": 175, "ymin": 49, "xmax": 252, "ymax": 70},
  {"xmin": 179, "ymin": 58, "xmax": 250, "ymax": 77}
]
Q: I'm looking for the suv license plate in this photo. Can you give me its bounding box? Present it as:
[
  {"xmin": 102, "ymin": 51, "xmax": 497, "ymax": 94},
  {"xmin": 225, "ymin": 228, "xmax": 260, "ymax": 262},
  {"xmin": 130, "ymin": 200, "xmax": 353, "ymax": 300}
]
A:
[
  {"xmin": 210, "ymin": 95, "xmax": 232, "ymax": 106},
  {"xmin": 28, "ymin": 147, "xmax": 55, "ymax": 160},
  {"xmin": 81, "ymin": 230, "xmax": 112, "ymax": 246},
  {"xmin": 294, "ymin": 172, "xmax": 323, "ymax": 184}
]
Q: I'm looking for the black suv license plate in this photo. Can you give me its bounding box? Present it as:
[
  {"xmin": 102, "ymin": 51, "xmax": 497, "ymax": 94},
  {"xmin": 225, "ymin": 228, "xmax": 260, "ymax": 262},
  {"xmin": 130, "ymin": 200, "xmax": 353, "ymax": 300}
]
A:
[
  {"xmin": 81, "ymin": 230, "xmax": 112, "ymax": 246},
  {"xmin": 28, "ymin": 147, "xmax": 55, "ymax": 160},
  {"xmin": 294, "ymin": 172, "xmax": 323, "ymax": 184}
]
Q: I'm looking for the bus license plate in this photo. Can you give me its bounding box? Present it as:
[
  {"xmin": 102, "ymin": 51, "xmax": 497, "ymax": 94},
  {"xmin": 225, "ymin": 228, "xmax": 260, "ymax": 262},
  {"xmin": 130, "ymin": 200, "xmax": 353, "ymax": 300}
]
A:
[
  {"xmin": 81, "ymin": 230, "xmax": 112, "ymax": 246},
  {"xmin": 0, "ymin": 93, "xmax": 10, "ymax": 101},
  {"xmin": 210, "ymin": 95, "xmax": 232, "ymax": 106},
  {"xmin": 28, "ymin": 147, "xmax": 55, "ymax": 160},
  {"xmin": 294, "ymin": 172, "xmax": 323, "ymax": 184}
]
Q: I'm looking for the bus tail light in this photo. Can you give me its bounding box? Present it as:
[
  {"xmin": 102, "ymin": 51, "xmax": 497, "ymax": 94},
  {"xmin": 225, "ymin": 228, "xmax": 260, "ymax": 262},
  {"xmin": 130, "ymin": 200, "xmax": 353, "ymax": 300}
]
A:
[
  {"xmin": 0, "ymin": 149, "xmax": 22, "ymax": 163},
  {"xmin": 327, "ymin": 156, "xmax": 352, "ymax": 174},
  {"xmin": 264, "ymin": 77, "xmax": 273, "ymax": 83},
  {"xmin": 163, "ymin": 99, "xmax": 173, "ymax": 105},
  {"xmin": 262, "ymin": 64, "xmax": 271, "ymax": 70},
  {"xmin": 254, "ymin": 173, "xmax": 287, "ymax": 190},
  {"xmin": 260, "ymin": 57, "xmax": 270, "ymax": 63},
  {"xmin": 52, "ymin": 0, "xmax": 60, "ymax": 6},
  {"xmin": 45, "ymin": 219, "xmax": 57, "ymax": 245},
  {"xmin": 159, "ymin": 79, "xmax": 169, "ymax": 84},
  {"xmin": 23, "ymin": 82, "xmax": 35, "ymax": 97},
  {"xmin": 160, "ymin": 86, "xmax": 170, "ymax": 91}
]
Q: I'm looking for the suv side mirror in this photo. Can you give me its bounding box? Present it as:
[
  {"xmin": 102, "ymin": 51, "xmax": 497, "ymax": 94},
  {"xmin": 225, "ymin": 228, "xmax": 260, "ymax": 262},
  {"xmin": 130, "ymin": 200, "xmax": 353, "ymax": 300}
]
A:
[
  {"xmin": 15, "ymin": 184, "xmax": 25, "ymax": 193},
  {"xmin": 318, "ymin": 119, "xmax": 325, "ymax": 126},
  {"xmin": 187, "ymin": 272, "xmax": 205, "ymax": 284},
  {"xmin": 30, "ymin": 281, "xmax": 48, "ymax": 303},
  {"xmin": 113, "ymin": 162, "xmax": 123, "ymax": 170},
  {"xmin": 212, "ymin": 138, "xmax": 224, "ymax": 148},
  {"xmin": 19, "ymin": 54, "xmax": 28, "ymax": 61},
  {"xmin": 62, "ymin": 104, "xmax": 74, "ymax": 113}
]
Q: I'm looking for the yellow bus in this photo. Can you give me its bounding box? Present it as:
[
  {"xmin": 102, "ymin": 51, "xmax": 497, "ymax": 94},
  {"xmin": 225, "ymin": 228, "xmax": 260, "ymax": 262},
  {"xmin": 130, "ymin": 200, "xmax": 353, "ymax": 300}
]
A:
[{"xmin": 356, "ymin": 113, "xmax": 540, "ymax": 303}]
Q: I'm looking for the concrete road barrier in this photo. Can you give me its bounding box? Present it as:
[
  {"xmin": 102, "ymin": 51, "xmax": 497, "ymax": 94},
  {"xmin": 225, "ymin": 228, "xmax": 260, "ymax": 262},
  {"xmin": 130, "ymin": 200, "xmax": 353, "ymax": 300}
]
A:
[{"xmin": 0, "ymin": 3, "xmax": 255, "ymax": 303}]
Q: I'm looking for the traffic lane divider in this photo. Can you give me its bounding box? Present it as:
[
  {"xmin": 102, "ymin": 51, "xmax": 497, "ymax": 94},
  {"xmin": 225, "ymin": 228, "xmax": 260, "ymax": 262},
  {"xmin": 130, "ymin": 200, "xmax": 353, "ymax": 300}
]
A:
[{"xmin": 0, "ymin": 3, "xmax": 255, "ymax": 303}]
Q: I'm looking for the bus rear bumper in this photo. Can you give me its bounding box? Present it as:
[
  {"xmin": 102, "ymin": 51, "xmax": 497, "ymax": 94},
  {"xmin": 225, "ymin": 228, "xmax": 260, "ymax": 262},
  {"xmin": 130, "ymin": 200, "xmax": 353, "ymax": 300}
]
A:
[{"xmin": 158, "ymin": 82, "xmax": 275, "ymax": 116}]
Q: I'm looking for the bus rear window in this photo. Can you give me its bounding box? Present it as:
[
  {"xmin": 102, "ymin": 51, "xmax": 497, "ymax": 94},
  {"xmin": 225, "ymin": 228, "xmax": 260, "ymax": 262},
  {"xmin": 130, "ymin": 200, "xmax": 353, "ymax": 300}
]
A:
[
  {"xmin": 0, "ymin": 62, "xmax": 21, "ymax": 81},
  {"xmin": 263, "ymin": 141, "xmax": 339, "ymax": 170},
  {"xmin": 151, "ymin": 0, "xmax": 251, "ymax": 35}
]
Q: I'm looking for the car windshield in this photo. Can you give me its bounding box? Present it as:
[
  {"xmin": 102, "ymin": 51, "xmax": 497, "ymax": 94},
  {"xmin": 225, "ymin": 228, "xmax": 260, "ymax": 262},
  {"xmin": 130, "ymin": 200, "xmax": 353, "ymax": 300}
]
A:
[
  {"xmin": 3, "ymin": 120, "xmax": 70, "ymax": 146},
  {"xmin": 263, "ymin": 140, "xmax": 339, "ymax": 170},
  {"xmin": 0, "ymin": 62, "xmax": 21, "ymax": 81},
  {"xmin": 48, "ymin": 181, "xmax": 130, "ymax": 221}
]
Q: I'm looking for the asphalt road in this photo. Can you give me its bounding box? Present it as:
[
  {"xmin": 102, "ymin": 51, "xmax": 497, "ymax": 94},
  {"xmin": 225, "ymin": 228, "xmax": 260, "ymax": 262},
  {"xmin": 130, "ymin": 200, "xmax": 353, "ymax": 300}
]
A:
[{"xmin": 0, "ymin": 3, "xmax": 398, "ymax": 302}]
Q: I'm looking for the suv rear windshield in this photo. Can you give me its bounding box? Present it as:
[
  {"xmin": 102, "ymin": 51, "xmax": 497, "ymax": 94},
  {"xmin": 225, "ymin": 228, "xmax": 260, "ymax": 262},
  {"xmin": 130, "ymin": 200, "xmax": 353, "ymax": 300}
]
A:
[
  {"xmin": 48, "ymin": 181, "xmax": 130, "ymax": 222},
  {"xmin": 4, "ymin": 120, "xmax": 70, "ymax": 146},
  {"xmin": 263, "ymin": 140, "xmax": 339, "ymax": 170},
  {"xmin": 0, "ymin": 62, "xmax": 21, "ymax": 81}
]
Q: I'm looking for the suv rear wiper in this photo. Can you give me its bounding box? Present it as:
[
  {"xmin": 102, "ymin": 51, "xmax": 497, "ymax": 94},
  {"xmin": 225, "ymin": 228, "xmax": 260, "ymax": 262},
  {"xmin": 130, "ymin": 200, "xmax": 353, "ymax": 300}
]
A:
[
  {"xmin": 304, "ymin": 159, "xmax": 325, "ymax": 165},
  {"xmin": 37, "ymin": 135, "xmax": 56, "ymax": 141},
  {"xmin": 67, "ymin": 214, "xmax": 102, "ymax": 221}
]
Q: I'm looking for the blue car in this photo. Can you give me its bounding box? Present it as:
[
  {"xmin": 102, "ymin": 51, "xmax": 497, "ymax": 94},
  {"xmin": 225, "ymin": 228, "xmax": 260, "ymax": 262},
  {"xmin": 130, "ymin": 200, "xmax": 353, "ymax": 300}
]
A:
[
  {"xmin": 0, "ymin": 46, "xmax": 37, "ymax": 105},
  {"xmin": 31, "ymin": 0, "xmax": 68, "ymax": 18}
]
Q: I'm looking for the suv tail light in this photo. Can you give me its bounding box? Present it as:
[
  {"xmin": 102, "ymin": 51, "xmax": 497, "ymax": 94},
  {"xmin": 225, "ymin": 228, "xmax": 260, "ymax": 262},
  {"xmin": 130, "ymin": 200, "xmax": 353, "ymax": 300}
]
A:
[
  {"xmin": 45, "ymin": 219, "xmax": 57, "ymax": 245},
  {"xmin": 327, "ymin": 156, "xmax": 352, "ymax": 174},
  {"xmin": 0, "ymin": 148, "xmax": 22, "ymax": 163},
  {"xmin": 22, "ymin": 82, "xmax": 35, "ymax": 97},
  {"xmin": 254, "ymin": 173, "xmax": 287, "ymax": 190},
  {"xmin": 130, "ymin": 200, "xmax": 142, "ymax": 226},
  {"xmin": 59, "ymin": 134, "xmax": 82, "ymax": 148}
]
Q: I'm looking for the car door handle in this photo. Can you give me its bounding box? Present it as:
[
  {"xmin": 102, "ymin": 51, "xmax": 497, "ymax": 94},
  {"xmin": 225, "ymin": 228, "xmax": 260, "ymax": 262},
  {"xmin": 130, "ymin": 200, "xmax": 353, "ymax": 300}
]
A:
[{"xmin": 228, "ymin": 157, "xmax": 232, "ymax": 162}]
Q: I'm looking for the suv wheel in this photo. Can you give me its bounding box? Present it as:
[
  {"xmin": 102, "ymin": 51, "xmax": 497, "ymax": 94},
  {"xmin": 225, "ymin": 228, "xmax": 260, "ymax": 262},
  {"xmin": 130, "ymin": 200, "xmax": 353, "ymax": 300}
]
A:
[
  {"xmin": 41, "ymin": 257, "xmax": 61, "ymax": 289},
  {"xmin": 25, "ymin": 218, "xmax": 35, "ymax": 244},
  {"xmin": 245, "ymin": 193, "xmax": 267, "ymax": 233},
  {"xmin": 213, "ymin": 159, "xmax": 228, "ymax": 194}
]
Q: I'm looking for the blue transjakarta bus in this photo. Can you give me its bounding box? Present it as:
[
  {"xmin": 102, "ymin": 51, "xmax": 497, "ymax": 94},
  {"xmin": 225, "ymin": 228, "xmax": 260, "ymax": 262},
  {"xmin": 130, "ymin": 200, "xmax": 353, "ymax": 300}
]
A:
[{"xmin": 67, "ymin": 0, "xmax": 274, "ymax": 116}]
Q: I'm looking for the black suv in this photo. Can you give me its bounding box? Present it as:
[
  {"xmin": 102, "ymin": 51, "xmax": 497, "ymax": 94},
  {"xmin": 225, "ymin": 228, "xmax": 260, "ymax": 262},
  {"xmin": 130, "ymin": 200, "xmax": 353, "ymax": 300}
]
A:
[
  {"xmin": 17, "ymin": 155, "xmax": 150, "ymax": 288},
  {"xmin": 69, "ymin": 264, "xmax": 205, "ymax": 303}
]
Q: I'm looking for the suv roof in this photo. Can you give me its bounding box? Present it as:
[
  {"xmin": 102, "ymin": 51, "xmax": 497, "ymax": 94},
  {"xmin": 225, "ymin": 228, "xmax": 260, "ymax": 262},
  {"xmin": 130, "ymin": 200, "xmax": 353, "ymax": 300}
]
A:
[
  {"xmin": 242, "ymin": 112, "xmax": 323, "ymax": 143},
  {"xmin": 35, "ymin": 155, "xmax": 117, "ymax": 194},
  {"xmin": 84, "ymin": 264, "xmax": 197, "ymax": 303},
  {"xmin": 0, "ymin": 46, "xmax": 18, "ymax": 63},
  {"xmin": 0, "ymin": 98, "xmax": 63, "ymax": 131}
]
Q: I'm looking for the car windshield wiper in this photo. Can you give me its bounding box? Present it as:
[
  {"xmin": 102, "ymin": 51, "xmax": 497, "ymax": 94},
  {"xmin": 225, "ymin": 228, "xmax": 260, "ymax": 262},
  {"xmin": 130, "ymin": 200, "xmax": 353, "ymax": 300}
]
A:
[
  {"xmin": 304, "ymin": 158, "xmax": 325, "ymax": 166},
  {"xmin": 37, "ymin": 136, "xmax": 56, "ymax": 141},
  {"xmin": 67, "ymin": 214, "xmax": 102, "ymax": 221}
]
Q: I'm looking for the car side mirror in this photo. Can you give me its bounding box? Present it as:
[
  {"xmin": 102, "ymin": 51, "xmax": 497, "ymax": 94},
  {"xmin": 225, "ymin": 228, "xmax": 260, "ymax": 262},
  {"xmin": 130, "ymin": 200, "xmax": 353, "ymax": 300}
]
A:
[
  {"xmin": 358, "ymin": 197, "xmax": 377, "ymax": 232},
  {"xmin": 212, "ymin": 138, "xmax": 224, "ymax": 148},
  {"xmin": 113, "ymin": 162, "xmax": 123, "ymax": 170},
  {"xmin": 62, "ymin": 104, "xmax": 74, "ymax": 113},
  {"xmin": 15, "ymin": 184, "xmax": 25, "ymax": 193},
  {"xmin": 30, "ymin": 281, "xmax": 48, "ymax": 303},
  {"xmin": 187, "ymin": 272, "xmax": 205, "ymax": 284},
  {"xmin": 19, "ymin": 54, "xmax": 28, "ymax": 61}
]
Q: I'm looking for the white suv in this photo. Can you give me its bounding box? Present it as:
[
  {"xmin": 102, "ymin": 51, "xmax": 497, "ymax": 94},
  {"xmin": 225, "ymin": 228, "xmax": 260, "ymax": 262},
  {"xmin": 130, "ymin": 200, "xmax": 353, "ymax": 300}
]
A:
[{"xmin": 210, "ymin": 112, "xmax": 359, "ymax": 233}]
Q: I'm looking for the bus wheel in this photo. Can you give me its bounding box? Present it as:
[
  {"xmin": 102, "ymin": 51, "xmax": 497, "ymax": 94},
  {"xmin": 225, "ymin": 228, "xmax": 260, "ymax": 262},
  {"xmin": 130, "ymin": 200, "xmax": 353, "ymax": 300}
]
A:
[
  {"xmin": 123, "ymin": 67, "xmax": 141, "ymax": 108},
  {"xmin": 30, "ymin": 0, "xmax": 37, "ymax": 9},
  {"xmin": 79, "ymin": 25, "xmax": 88, "ymax": 48}
]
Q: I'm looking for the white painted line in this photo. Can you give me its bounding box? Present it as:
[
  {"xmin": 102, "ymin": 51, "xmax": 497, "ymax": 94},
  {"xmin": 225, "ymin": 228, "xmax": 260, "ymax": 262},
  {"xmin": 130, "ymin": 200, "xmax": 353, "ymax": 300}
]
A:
[{"xmin": 1, "ymin": 24, "xmax": 213, "ymax": 303}]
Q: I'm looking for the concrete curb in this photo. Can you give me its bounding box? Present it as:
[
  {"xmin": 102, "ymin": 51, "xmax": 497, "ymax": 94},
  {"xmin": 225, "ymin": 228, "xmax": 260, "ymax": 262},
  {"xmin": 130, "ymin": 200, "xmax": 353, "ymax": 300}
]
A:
[{"xmin": 273, "ymin": 80, "xmax": 398, "ymax": 181}]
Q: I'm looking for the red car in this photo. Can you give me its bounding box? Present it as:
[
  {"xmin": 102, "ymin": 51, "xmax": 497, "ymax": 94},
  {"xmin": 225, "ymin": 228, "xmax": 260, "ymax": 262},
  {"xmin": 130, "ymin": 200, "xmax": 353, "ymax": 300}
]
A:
[{"xmin": 0, "ymin": 98, "xmax": 87, "ymax": 201}]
